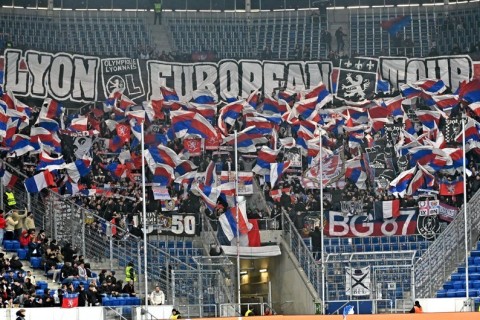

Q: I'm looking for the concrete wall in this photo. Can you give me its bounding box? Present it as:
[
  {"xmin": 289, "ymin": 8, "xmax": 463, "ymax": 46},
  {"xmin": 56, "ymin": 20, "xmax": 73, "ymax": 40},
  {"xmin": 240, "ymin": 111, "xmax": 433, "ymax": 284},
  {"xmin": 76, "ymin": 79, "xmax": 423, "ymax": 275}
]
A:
[{"xmin": 269, "ymin": 239, "xmax": 319, "ymax": 315}]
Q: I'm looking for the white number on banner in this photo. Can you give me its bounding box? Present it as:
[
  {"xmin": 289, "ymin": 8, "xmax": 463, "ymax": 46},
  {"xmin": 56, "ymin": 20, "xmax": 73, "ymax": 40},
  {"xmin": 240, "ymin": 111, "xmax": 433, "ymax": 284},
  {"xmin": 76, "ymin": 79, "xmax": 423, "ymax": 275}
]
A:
[{"xmin": 170, "ymin": 215, "xmax": 196, "ymax": 235}]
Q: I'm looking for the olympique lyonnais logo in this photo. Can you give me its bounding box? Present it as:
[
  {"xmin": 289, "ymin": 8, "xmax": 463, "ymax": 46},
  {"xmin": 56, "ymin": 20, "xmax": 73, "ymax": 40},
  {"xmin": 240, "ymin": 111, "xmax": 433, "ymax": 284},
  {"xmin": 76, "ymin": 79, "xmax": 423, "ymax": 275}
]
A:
[{"xmin": 101, "ymin": 58, "xmax": 145, "ymax": 100}]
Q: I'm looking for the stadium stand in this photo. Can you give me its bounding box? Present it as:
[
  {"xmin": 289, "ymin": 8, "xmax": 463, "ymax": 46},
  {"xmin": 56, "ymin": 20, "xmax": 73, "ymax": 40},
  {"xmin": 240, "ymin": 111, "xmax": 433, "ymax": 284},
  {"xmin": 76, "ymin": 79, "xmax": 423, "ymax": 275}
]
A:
[
  {"xmin": 3, "ymin": 0, "xmax": 480, "ymax": 316},
  {"xmin": 165, "ymin": 10, "xmax": 328, "ymax": 60},
  {"xmin": 0, "ymin": 9, "xmax": 152, "ymax": 57}
]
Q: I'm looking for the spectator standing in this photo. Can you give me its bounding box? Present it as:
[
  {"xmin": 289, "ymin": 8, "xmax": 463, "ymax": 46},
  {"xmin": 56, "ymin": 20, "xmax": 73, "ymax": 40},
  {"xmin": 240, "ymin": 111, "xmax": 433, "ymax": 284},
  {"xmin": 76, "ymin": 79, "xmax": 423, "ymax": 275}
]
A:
[
  {"xmin": 321, "ymin": 29, "xmax": 332, "ymax": 53},
  {"xmin": 309, "ymin": 226, "xmax": 322, "ymax": 260},
  {"xmin": 4, "ymin": 188, "xmax": 16, "ymax": 212},
  {"xmin": 24, "ymin": 212, "xmax": 35, "ymax": 233},
  {"xmin": 150, "ymin": 285, "xmax": 165, "ymax": 305},
  {"xmin": 12, "ymin": 209, "xmax": 27, "ymax": 240},
  {"xmin": 125, "ymin": 261, "xmax": 136, "ymax": 283},
  {"xmin": 4, "ymin": 212, "xmax": 17, "ymax": 241},
  {"xmin": 154, "ymin": 0, "xmax": 163, "ymax": 25},
  {"xmin": 335, "ymin": 26, "xmax": 347, "ymax": 52}
]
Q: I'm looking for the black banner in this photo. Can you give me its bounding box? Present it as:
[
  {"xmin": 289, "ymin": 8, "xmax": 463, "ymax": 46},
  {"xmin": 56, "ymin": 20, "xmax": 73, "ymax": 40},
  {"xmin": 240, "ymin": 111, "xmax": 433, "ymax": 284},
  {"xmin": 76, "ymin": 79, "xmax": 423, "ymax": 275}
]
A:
[
  {"xmin": 144, "ymin": 212, "xmax": 198, "ymax": 237},
  {"xmin": 336, "ymin": 58, "xmax": 378, "ymax": 101}
]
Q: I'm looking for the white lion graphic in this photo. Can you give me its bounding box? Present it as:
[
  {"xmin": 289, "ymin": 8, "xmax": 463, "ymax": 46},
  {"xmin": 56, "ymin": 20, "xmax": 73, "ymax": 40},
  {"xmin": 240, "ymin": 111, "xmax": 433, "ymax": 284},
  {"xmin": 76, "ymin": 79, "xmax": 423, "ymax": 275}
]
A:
[{"xmin": 341, "ymin": 73, "xmax": 370, "ymax": 100}]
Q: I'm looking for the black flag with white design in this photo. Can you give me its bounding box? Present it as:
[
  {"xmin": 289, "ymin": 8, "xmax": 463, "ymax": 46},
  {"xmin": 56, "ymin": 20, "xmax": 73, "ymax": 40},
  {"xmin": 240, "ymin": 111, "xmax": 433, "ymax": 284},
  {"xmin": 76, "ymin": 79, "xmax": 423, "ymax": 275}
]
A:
[{"xmin": 336, "ymin": 58, "xmax": 378, "ymax": 101}]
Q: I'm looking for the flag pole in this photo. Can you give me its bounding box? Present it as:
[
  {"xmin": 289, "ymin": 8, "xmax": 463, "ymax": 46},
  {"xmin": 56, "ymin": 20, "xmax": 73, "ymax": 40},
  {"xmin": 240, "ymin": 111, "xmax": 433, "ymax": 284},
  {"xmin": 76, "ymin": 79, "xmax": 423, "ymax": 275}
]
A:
[
  {"xmin": 462, "ymin": 114, "xmax": 469, "ymax": 301},
  {"xmin": 234, "ymin": 129, "xmax": 241, "ymax": 313},
  {"xmin": 318, "ymin": 127, "xmax": 326, "ymax": 314},
  {"xmin": 141, "ymin": 121, "xmax": 149, "ymax": 314}
]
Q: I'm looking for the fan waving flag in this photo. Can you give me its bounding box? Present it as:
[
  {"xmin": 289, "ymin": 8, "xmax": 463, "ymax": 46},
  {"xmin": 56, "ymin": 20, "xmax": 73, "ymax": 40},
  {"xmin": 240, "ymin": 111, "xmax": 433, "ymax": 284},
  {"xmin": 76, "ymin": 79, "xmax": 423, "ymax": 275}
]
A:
[
  {"xmin": 65, "ymin": 157, "xmax": 92, "ymax": 183},
  {"xmin": 270, "ymin": 161, "xmax": 291, "ymax": 187},
  {"xmin": 389, "ymin": 167, "xmax": 415, "ymax": 198},
  {"xmin": 218, "ymin": 200, "xmax": 253, "ymax": 241},
  {"xmin": 24, "ymin": 171, "xmax": 56, "ymax": 193},
  {"xmin": 0, "ymin": 168, "xmax": 18, "ymax": 189},
  {"xmin": 374, "ymin": 200, "xmax": 401, "ymax": 220},
  {"xmin": 381, "ymin": 15, "xmax": 412, "ymax": 35},
  {"xmin": 439, "ymin": 177, "xmax": 464, "ymax": 196}
]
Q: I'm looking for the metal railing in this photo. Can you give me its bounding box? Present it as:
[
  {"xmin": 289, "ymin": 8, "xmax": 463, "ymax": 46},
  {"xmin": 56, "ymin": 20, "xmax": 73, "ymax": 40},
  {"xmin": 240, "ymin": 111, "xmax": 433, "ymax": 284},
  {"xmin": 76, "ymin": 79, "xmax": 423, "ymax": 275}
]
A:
[
  {"xmin": 1, "ymin": 161, "xmax": 193, "ymax": 298},
  {"xmin": 414, "ymin": 188, "xmax": 480, "ymax": 298},
  {"xmin": 219, "ymin": 302, "xmax": 270, "ymax": 317},
  {"xmin": 328, "ymin": 299, "xmax": 394, "ymax": 315},
  {"xmin": 281, "ymin": 212, "xmax": 322, "ymax": 296}
]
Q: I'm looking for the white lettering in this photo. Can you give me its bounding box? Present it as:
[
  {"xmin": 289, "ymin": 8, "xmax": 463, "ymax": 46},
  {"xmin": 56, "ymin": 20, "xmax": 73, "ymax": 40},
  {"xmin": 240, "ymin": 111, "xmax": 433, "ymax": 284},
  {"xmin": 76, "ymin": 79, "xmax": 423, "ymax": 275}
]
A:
[
  {"xmin": 240, "ymin": 61, "xmax": 263, "ymax": 98},
  {"xmin": 4, "ymin": 49, "xmax": 29, "ymax": 94},
  {"xmin": 329, "ymin": 211, "xmax": 349, "ymax": 237},
  {"xmin": 73, "ymin": 57, "xmax": 99, "ymax": 100},
  {"xmin": 148, "ymin": 62, "xmax": 172, "ymax": 99},
  {"xmin": 49, "ymin": 55, "xmax": 73, "ymax": 99},
  {"xmin": 380, "ymin": 220, "xmax": 398, "ymax": 236},
  {"xmin": 173, "ymin": 65, "xmax": 194, "ymax": 101},
  {"xmin": 219, "ymin": 61, "xmax": 239, "ymax": 99},
  {"xmin": 195, "ymin": 64, "xmax": 218, "ymax": 94},
  {"xmin": 349, "ymin": 216, "xmax": 373, "ymax": 237},
  {"xmin": 26, "ymin": 52, "xmax": 52, "ymax": 97}
]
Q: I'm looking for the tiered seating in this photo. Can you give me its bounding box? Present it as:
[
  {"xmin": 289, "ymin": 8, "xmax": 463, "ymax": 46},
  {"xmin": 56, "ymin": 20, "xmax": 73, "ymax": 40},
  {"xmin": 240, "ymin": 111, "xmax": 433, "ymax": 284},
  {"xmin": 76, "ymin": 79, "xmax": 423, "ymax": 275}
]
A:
[
  {"xmin": 321, "ymin": 235, "xmax": 430, "ymax": 256},
  {"xmin": 166, "ymin": 10, "xmax": 328, "ymax": 60},
  {"xmin": 0, "ymin": 10, "xmax": 151, "ymax": 57},
  {"xmin": 349, "ymin": 6, "xmax": 437, "ymax": 57},
  {"xmin": 435, "ymin": 6, "xmax": 480, "ymax": 55},
  {"xmin": 437, "ymin": 242, "xmax": 480, "ymax": 298}
]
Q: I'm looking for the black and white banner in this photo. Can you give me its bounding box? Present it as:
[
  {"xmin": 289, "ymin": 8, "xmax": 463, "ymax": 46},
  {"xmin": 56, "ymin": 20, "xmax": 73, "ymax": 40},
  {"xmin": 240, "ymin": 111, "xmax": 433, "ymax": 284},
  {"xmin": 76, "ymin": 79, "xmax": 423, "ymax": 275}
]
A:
[
  {"xmin": 2, "ymin": 49, "xmax": 476, "ymax": 104},
  {"xmin": 143, "ymin": 212, "xmax": 198, "ymax": 237},
  {"xmin": 336, "ymin": 58, "xmax": 378, "ymax": 101},
  {"xmin": 346, "ymin": 266, "xmax": 371, "ymax": 296}
]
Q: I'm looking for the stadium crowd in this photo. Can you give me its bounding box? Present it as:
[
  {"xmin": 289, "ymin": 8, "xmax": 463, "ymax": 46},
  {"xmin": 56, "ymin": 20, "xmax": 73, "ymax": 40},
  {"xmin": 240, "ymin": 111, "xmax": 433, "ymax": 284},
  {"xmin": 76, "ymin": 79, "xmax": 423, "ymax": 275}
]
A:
[{"xmin": 1, "ymin": 75, "xmax": 480, "ymax": 241}]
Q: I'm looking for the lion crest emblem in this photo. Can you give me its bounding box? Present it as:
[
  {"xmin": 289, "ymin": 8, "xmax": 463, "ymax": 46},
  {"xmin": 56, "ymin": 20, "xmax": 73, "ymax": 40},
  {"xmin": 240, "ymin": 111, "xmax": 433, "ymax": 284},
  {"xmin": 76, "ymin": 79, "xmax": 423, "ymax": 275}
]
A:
[{"xmin": 341, "ymin": 73, "xmax": 370, "ymax": 100}]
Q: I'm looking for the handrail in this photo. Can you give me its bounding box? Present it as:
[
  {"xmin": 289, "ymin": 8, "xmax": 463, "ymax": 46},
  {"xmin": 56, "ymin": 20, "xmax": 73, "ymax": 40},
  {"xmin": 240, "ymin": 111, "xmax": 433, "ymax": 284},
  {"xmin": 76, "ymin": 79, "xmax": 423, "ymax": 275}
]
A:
[
  {"xmin": 414, "ymin": 187, "xmax": 480, "ymax": 298},
  {"xmin": 104, "ymin": 306, "xmax": 130, "ymax": 320}
]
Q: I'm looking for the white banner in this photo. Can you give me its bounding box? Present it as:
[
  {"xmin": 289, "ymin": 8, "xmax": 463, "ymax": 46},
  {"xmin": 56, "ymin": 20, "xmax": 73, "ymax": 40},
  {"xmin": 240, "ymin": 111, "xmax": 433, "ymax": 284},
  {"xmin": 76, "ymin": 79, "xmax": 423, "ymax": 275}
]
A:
[{"xmin": 346, "ymin": 266, "xmax": 371, "ymax": 296}]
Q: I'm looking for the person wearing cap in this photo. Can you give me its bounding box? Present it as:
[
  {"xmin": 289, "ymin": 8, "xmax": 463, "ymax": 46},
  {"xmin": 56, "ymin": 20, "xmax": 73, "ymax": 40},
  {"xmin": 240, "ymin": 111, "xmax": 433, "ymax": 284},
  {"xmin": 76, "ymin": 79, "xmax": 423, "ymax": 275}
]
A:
[
  {"xmin": 15, "ymin": 309, "xmax": 26, "ymax": 320},
  {"xmin": 169, "ymin": 308, "xmax": 181, "ymax": 319}
]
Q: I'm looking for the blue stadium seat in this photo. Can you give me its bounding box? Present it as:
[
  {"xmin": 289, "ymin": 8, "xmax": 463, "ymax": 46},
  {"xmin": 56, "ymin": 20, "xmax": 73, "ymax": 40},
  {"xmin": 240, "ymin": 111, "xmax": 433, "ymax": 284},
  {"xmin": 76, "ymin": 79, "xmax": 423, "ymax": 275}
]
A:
[
  {"xmin": 446, "ymin": 289, "xmax": 457, "ymax": 297},
  {"xmin": 11, "ymin": 241, "xmax": 20, "ymax": 250},
  {"xmin": 30, "ymin": 257, "xmax": 42, "ymax": 269},
  {"xmin": 16, "ymin": 248, "xmax": 28, "ymax": 260},
  {"xmin": 37, "ymin": 281, "xmax": 48, "ymax": 290},
  {"xmin": 3, "ymin": 241, "xmax": 13, "ymax": 251},
  {"xmin": 453, "ymin": 281, "xmax": 464, "ymax": 289},
  {"xmin": 437, "ymin": 289, "xmax": 447, "ymax": 298},
  {"xmin": 471, "ymin": 251, "xmax": 480, "ymax": 257},
  {"xmin": 456, "ymin": 289, "xmax": 467, "ymax": 297}
]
